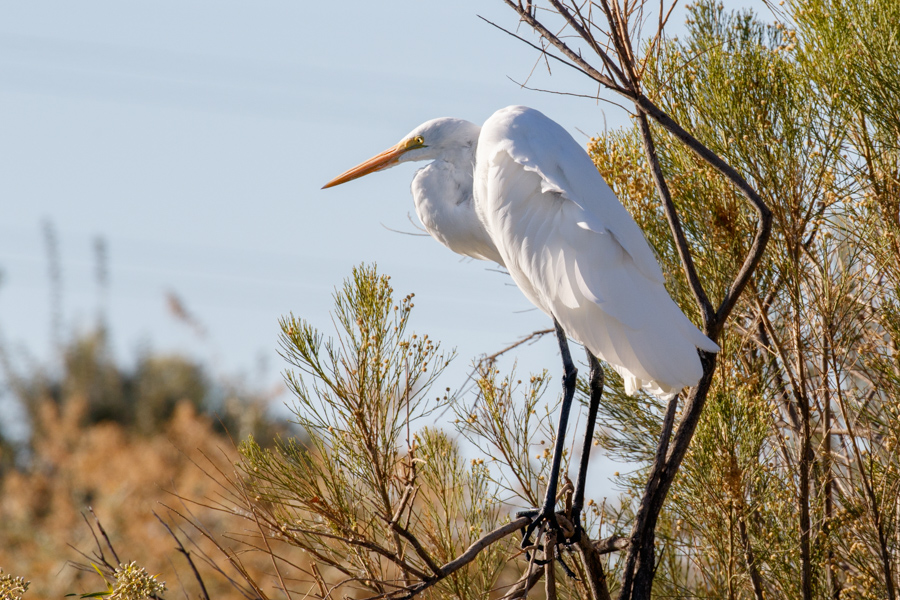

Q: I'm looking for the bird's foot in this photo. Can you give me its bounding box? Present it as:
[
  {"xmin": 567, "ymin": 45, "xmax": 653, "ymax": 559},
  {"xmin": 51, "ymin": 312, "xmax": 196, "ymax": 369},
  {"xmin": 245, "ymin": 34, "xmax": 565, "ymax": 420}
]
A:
[{"xmin": 516, "ymin": 506, "xmax": 580, "ymax": 578}]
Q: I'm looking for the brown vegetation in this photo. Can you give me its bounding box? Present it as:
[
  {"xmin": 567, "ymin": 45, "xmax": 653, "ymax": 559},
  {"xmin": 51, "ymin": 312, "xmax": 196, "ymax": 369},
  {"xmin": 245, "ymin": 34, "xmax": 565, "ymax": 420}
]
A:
[
  {"xmin": 3, "ymin": 399, "xmax": 211, "ymax": 597},
  {"xmin": 0, "ymin": 329, "xmax": 285, "ymax": 600}
]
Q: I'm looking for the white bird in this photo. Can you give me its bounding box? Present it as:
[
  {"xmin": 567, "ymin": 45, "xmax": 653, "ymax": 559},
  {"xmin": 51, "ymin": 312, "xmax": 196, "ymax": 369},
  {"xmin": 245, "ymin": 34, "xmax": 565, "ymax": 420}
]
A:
[
  {"xmin": 323, "ymin": 105, "xmax": 718, "ymax": 398},
  {"xmin": 324, "ymin": 106, "xmax": 718, "ymax": 545}
]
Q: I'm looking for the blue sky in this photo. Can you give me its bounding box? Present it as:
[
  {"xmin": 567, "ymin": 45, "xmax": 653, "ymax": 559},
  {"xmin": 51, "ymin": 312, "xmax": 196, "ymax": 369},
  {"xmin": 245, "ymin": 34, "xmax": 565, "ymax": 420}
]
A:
[{"xmin": 0, "ymin": 1, "xmax": 765, "ymax": 468}]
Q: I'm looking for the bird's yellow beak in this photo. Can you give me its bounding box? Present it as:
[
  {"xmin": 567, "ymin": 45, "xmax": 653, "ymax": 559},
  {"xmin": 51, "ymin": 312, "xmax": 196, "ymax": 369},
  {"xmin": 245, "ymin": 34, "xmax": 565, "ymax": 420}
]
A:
[{"xmin": 322, "ymin": 136, "xmax": 425, "ymax": 189}]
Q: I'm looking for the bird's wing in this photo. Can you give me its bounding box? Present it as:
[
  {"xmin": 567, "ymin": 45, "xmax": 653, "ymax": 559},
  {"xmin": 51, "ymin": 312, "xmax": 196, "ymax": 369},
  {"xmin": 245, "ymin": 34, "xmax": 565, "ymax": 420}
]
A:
[
  {"xmin": 477, "ymin": 106, "xmax": 665, "ymax": 286},
  {"xmin": 475, "ymin": 106, "xmax": 717, "ymax": 396}
]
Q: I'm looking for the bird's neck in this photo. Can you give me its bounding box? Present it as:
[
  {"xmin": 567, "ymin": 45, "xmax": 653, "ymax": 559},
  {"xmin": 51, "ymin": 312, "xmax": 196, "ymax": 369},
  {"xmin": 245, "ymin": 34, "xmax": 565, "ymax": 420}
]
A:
[{"xmin": 411, "ymin": 149, "xmax": 503, "ymax": 265}]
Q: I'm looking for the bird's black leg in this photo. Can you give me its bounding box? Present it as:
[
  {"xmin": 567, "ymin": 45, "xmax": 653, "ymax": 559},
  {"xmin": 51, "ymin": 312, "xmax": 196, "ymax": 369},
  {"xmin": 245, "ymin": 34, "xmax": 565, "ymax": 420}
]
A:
[
  {"xmin": 570, "ymin": 349, "xmax": 604, "ymax": 540},
  {"xmin": 520, "ymin": 318, "xmax": 578, "ymax": 551}
]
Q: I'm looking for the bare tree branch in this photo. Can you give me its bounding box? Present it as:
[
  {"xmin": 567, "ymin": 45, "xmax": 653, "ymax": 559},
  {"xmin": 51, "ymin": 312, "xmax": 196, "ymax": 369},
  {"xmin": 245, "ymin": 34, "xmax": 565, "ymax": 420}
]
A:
[
  {"xmin": 636, "ymin": 113, "xmax": 714, "ymax": 325},
  {"xmin": 493, "ymin": 3, "xmax": 773, "ymax": 597},
  {"xmin": 373, "ymin": 517, "xmax": 530, "ymax": 600},
  {"xmin": 480, "ymin": 328, "xmax": 555, "ymax": 367},
  {"xmin": 576, "ymin": 530, "xmax": 614, "ymax": 600}
]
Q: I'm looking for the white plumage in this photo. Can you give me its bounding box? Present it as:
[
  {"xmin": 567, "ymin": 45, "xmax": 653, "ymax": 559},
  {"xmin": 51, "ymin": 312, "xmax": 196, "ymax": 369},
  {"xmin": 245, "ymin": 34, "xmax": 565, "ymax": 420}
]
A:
[{"xmin": 324, "ymin": 105, "xmax": 718, "ymax": 398}]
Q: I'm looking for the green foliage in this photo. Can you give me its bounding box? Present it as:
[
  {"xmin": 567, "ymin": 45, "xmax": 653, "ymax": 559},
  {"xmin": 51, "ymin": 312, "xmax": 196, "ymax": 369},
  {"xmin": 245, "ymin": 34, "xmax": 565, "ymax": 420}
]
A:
[
  {"xmin": 588, "ymin": 0, "xmax": 900, "ymax": 596},
  {"xmin": 278, "ymin": 264, "xmax": 449, "ymax": 463},
  {"xmin": 237, "ymin": 264, "xmax": 520, "ymax": 599},
  {"xmin": 413, "ymin": 428, "xmax": 509, "ymax": 599},
  {"xmin": 455, "ymin": 367, "xmax": 553, "ymax": 510},
  {"xmin": 794, "ymin": 0, "xmax": 900, "ymax": 145}
]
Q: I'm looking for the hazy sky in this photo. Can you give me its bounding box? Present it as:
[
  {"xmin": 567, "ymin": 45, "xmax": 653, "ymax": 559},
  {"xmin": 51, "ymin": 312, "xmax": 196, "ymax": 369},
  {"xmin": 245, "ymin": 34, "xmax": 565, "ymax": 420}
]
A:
[{"xmin": 0, "ymin": 1, "xmax": 766, "ymax": 461}]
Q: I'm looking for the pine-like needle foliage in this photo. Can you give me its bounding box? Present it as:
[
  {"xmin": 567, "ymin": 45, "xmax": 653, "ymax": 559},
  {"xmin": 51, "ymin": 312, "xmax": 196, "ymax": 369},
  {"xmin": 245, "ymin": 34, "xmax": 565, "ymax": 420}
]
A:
[
  {"xmin": 587, "ymin": 1, "xmax": 900, "ymax": 597},
  {"xmin": 235, "ymin": 265, "xmax": 518, "ymax": 599}
]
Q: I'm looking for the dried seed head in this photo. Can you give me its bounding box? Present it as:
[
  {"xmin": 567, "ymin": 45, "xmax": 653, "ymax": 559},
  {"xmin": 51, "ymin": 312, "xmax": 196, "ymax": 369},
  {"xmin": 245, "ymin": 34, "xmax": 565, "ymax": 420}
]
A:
[
  {"xmin": 0, "ymin": 570, "xmax": 30, "ymax": 600},
  {"xmin": 109, "ymin": 562, "xmax": 166, "ymax": 600}
]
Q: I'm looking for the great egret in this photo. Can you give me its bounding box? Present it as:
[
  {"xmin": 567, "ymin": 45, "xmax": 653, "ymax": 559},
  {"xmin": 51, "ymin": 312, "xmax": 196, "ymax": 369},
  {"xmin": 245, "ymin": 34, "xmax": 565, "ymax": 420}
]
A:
[{"xmin": 323, "ymin": 105, "xmax": 718, "ymax": 544}]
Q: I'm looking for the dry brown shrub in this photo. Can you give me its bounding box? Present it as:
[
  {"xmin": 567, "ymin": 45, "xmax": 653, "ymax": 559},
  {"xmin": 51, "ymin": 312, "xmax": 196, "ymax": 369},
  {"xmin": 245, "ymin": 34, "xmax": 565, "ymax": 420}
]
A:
[{"xmin": 0, "ymin": 395, "xmax": 285, "ymax": 600}]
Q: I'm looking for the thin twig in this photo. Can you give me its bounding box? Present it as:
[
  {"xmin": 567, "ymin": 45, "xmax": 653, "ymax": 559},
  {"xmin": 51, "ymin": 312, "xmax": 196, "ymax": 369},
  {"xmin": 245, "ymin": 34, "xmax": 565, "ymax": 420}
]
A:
[
  {"xmin": 498, "ymin": 561, "xmax": 544, "ymax": 600},
  {"xmin": 154, "ymin": 512, "xmax": 211, "ymax": 600},
  {"xmin": 479, "ymin": 15, "xmax": 612, "ymax": 87},
  {"xmin": 481, "ymin": 328, "xmax": 555, "ymax": 366},
  {"xmin": 506, "ymin": 76, "xmax": 633, "ymax": 113},
  {"xmin": 163, "ymin": 502, "xmax": 272, "ymax": 600},
  {"xmin": 79, "ymin": 511, "xmax": 110, "ymax": 568},
  {"xmin": 738, "ymin": 513, "xmax": 765, "ymax": 600},
  {"xmin": 284, "ymin": 526, "xmax": 433, "ymax": 582},
  {"xmin": 89, "ymin": 507, "xmax": 122, "ymax": 566}
]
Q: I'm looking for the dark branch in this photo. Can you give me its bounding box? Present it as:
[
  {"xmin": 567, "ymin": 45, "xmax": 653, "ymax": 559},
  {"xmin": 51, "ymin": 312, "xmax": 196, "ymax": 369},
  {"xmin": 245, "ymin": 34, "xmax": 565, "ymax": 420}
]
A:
[
  {"xmin": 576, "ymin": 529, "xmax": 614, "ymax": 600},
  {"xmin": 89, "ymin": 507, "xmax": 122, "ymax": 566},
  {"xmin": 618, "ymin": 390, "xmax": 681, "ymax": 599},
  {"xmin": 594, "ymin": 534, "xmax": 630, "ymax": 555},
  {"xmin": 636, "ymin": 113, "xmax": 714, "ymax": 326},
  {"xmin": 378, "ymin": 516, "xmax": 530, "ymax": 600},
  {"xmin": 154, "ymin": 512, "xmax": 211, "ymax": 600},
  {"xmin": 633, "ymin": 95, "xmax": 772, "ymax": 340},
  {"xmin": 491, "ymin": 3, "xmax": 772, "ymax": 597},
  {"xmin": 389, "ymin": 521, "xmax": 444, "ymax": 577}
]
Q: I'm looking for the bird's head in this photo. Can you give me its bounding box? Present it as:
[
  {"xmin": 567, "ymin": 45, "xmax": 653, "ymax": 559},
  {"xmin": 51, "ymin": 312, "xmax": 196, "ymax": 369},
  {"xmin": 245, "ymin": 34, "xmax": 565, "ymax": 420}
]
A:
[{"xmin": 322, "ymin": 117, "xmax": 479, "ymax": 189}]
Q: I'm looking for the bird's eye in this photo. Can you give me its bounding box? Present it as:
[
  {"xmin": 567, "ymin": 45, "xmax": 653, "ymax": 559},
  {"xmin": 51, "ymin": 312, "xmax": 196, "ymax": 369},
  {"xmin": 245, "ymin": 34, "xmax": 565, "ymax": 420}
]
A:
[{"xmin": 415, "ymin": 136, "xmax": 425, "ymax": 146}]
